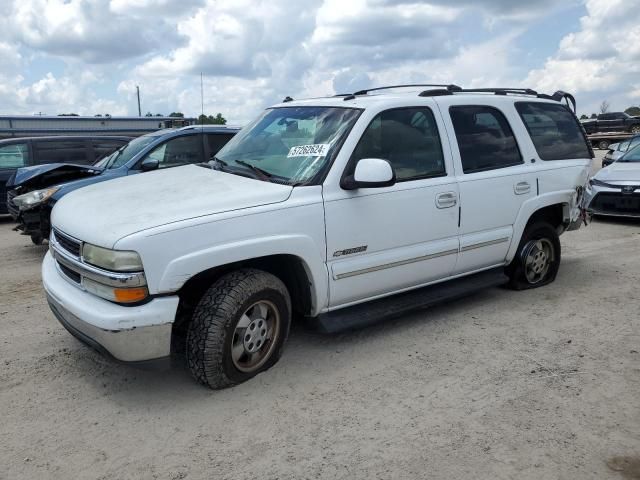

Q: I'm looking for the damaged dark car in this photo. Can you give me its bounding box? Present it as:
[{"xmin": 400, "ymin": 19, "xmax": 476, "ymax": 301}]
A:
[{"xmin": 8, "ymin": 125, "xmax": 239, "ymax": 244}]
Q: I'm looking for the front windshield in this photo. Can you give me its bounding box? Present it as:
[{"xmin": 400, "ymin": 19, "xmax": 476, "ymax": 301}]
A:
[
  {"xmin": 98, "ymin": 135, "xmax": 157, "ymax": 169},
  {"xmin": 215, "ymin": 106, "xmax": 362, "ymax": 184},
  {"xmin": 619, "ymin": 144, "xmax": 640, "ymax": 162}
]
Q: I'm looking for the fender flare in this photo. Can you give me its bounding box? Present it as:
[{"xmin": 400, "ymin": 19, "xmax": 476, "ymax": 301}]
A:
[{"xmin": 506, "ymin": 191, "xmax": 574, "ymax": 262}]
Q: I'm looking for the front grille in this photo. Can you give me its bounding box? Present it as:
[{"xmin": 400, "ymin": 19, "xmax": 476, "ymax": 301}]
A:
[
  {"xmin": 7, "ymin": 190, "xmax": 19, "ymax": 219},
  {"xmin": 58, "ymin": 263, "xmax": 81, "ymax": 284},
  {"xmin": 53, "ymin": 229, "xmax": 82, "ymax": 257},
  {"xmin": 591, "ymin": 192, "xmax": 640, "ymax": 216}
]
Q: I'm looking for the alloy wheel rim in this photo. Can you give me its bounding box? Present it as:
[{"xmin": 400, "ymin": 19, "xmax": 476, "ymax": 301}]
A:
[
  {"xmin": 231, "ymin": 300, "xmax": 280, "ymax": 373},
  {"xmin": 522, "ymin": 238, "xmax": 554, "ymax": 284}
]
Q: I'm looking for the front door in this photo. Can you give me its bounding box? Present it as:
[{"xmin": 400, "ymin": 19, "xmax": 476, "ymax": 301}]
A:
[{"xmin": 323, "ymin": 105, "xmax": 460, "ymax": 309}]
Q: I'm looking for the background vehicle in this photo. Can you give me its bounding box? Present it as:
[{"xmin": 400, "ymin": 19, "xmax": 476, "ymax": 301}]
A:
[
  {"xmin": 586, "ymin": 143, "xmax": 640, "ymax": 217},
  {"xmin": 42, "ymin": 85, "xmax": 591, "ymax": 389},
  {"xmin": 602, "ymin": 134, "xmax": 640, "ymax": 167},
  {"xmin": 582, "ymin": 112, "xmax": 640, "ymax": 134},
  {"xmin": 9, "ymin": 125, "xmax": 239, "ymax": 243},
  {"xmin": 0, "ymin": 136, "xmax": 130, "ymax": 215}
]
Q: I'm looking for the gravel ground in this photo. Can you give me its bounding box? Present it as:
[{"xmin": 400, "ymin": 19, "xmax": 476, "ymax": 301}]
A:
[{"xmin": 1, "ymin": 152, "xmax": 639, "ymax": 480}]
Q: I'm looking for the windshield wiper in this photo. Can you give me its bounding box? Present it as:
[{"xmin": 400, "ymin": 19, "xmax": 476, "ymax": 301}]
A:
[{"xmin": 235, "ymin": 159, "xmax": 273, "ymax": 181}]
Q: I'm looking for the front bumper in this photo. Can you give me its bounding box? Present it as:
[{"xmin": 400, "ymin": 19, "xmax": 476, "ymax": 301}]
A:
[
  {"xmin": 585, "ymin": 184, "xmax": 640, "ymax": 218},
  {"xmin": 43, "ymin": 252, "xmax": 179, "ymax": 365}
]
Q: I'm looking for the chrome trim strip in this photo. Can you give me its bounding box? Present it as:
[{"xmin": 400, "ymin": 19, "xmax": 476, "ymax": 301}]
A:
[
  {"xmin": 335, "ymin": 248, "xmax": 458, "ymax": 280},
  {"xmin": 51, "ymin": 240, "xmax": 146, "ymax": 288},
  {"xmin": 460, "ymin": 237, "xmax": 509, "ymax": 253}
]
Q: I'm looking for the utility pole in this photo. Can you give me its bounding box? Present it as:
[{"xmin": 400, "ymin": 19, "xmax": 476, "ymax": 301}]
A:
[{"xmin": 136, "ymin": 85, "xmax": 142, "ymax": 117}]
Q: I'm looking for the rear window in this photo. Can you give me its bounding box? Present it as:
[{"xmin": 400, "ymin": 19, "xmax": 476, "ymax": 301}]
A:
[{"xmin": 515, "ymin": 102, "xmax": 591, "ymax": 160}]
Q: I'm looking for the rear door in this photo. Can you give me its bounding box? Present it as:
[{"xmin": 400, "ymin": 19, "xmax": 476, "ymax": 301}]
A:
[
  {"xmin": 0, "ymin": 142, "xmax": 30, "ymax": 214},
  {"xmin": 443, "ymin": 103, "xmax": 536, "ymax": 274}
]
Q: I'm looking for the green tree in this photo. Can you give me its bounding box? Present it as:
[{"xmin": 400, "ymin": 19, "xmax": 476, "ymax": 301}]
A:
[
  {"xmin": 580, "ymin": 114, "xmax": 588, "ymax": 120},
  {"xmin": 58, "ymin": 113, "xmax": 79, "ymax": 116},
  {"xmin": 169, "ymin": 112, "xmax": 184, "ymax": 118},
  {"xmin": 145, "ymin": 112, "xmax": 153, "ymax": 117},
  {"xmin": 590, "ymin": 113, "xmax": 597, "ymax": 119},
  {"xmin": 624, "ymin": 106, "xmax": 640, "ymax": 117},
  {"xmin": 197, "ymin": 113, "xmax": 227, "ymax": 125}
]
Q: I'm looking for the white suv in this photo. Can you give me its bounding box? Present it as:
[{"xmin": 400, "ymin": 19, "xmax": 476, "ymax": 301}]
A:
[{"xmin": 42, "ymin": 85, "xmax": 592, "ymax": 388}]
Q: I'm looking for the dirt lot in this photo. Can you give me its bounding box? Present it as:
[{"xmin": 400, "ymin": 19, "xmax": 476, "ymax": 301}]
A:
[{"xmin": 1, "ymin": 153, "xmax": 639, "ymax": 480}]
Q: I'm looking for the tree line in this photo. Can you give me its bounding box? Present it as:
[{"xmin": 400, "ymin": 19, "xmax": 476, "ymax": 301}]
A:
[{"xmin": 55, "ymin": 111, "xmax": 227, "ymax": 124}]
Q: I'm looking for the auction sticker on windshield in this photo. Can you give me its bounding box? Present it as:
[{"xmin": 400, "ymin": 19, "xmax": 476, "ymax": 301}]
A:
[{"xmin": 287, "ymin": 144, "xmax": 330, "ymax": 158}]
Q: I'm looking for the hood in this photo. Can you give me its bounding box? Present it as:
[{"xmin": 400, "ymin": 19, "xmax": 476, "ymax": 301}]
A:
[
  {"xmin": 51, "ymin": 164, "xmax": 293, "ymax": 247},
  {"xmin": 8, "ymin": 163, "xmax": 102, "ymax": 189},
  {"xmin": 594, "ymin": 161, "xmax": 640, "ymax": 182}
]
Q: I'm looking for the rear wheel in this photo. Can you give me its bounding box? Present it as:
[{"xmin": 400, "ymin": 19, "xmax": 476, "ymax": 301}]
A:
[
  {"xmin": 506, "ymin": 222, "xmax": 561, "ymax": 290},
  {"xmin": 30, "ymin": 234, "xmax": 43, "ymax": 245},
  {"xmin": 186, "ymin": 269, "xmax": 291, "ymax": 389},
  {"xmin": 631, "ymin": 125, "xmax": 640, "ymax": 134},
  {"xmin": 598, "ymin": 140, "xmax": 610, "ymax": 150}
]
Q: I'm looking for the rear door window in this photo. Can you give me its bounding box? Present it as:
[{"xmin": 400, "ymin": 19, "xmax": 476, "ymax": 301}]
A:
[
  {"xmin": 33, "ymin": 140, "xmax": 90, "ymax": 165},
  {"xmin": 206, "ymin": 133, "xmax": 235, "ymax": 159},
  {"xmin": 449, "ymin": 106, "xmax": 522, "ymax": 173},
  {"xmin": 0, "ymin": 143, "xmax": 29, "ymax": 168},
  {"xmin": 515, "ymin": 102, "xmax": 591, "ymax": 160}
]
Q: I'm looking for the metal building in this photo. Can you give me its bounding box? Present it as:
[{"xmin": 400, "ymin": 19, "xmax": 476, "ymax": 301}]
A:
[{"xmin": 0, "ymin": 115, "xmax": 196, "ymax": 139}]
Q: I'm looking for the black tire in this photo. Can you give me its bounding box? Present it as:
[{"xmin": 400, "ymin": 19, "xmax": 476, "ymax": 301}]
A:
[
  {"xmin": 506, "ymin": 222, "xmax": 561, "ymax": 290},
  {"xmin": 186, "ymin": 268, "xmax": 291, "ymax": 389},
  {"xmin": 30, "ymin": 234, "xmax": 43, "ymax": 245},
  {"xmin": 631, "ymin": 125, "xmax": 640, "ymax": 134},
  {"xmin": 598, "ymin": 140, "xmax": 610, "ymax": 150}
]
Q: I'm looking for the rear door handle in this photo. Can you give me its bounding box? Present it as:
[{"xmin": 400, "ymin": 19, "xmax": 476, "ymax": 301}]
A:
[
  {"xmin": 514, "ymin": 181, "xmax": 531, "ymax": 195},
  {"xmin": 436, "ymin": 192, "xmax": 457, "ymax": 209}
]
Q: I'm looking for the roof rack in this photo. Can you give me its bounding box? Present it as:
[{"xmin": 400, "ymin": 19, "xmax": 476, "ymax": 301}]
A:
[{"xmin": 352, "ymin": 84, "xmax": 462, "ymax": 95}]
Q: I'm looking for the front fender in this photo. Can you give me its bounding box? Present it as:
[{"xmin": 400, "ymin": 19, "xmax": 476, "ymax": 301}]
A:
[{"xmin": 158, "ymin": 234, "xmax": 328, "ymax": 315}]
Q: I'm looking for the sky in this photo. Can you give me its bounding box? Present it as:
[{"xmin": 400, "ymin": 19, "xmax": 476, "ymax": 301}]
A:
[{"xmin": 0, "ymin": 0, "xmax": 638, "ymax": 122}]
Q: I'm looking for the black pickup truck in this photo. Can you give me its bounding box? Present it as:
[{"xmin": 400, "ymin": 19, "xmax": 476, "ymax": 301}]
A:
[{"xmin": 582, "ymin": 112, "xmax": 640, "ymax": 134}]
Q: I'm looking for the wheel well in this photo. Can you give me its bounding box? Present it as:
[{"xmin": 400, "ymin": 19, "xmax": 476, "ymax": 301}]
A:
[
  {"xmin": 172, "ymin": 255, "xmax": 313, "ymax": 340},
  {"xmin": 527, "ymin": 203, "xmax": 565, "ymax": 232}
]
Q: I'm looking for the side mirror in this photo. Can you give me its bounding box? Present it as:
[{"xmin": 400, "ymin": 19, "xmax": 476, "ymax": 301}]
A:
[
  {"xmin": 140, "ymin": 158, "xmax": 160, "ymax": 172},
  {"xmin": 341, "ymin": 158, "xmax": 396, "ymax": 190}
]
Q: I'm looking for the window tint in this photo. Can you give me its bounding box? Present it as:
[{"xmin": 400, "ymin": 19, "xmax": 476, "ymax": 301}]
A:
[
  {"xmin": 349, "ymin": 107, "xmax": 445, "ymax": 181},
  {"xmin": 515, "ymin": 102, "xmax": 591, "ymax": 160},
  {"xmin": 599, "ymin": 113, "xmax": 612, "ymax": 120},
  {"xmin": 34, "ymin": 140, "xmax": 89, "ymax": 165},
  {"xmin": 449, "ymin": 106, "xmax": 522, "ymax": 173},
  {"xmin": 143, "ymin": 134, "xmax": 202, "ymax": 169},
  {"xmin": 207, "ymin": 133, "xmax": 235, "ymax": 159},
  {"xmin": 92, "ymin": 140, "xmax": 127, "ymax": 162},
  {"xmin": 0, "ymin": 143, "xmax": 29, "ymax": 168}
]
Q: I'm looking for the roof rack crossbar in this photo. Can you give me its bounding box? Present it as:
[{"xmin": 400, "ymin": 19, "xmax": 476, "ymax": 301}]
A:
[{"xmin": 352, "ymin": 84, "xmax": 462, "ymax": 95}]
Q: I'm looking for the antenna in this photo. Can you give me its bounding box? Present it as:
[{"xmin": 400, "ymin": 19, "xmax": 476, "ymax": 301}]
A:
[
  {"xmin": 200, "ymin": 72, "xmax": 204, "ymax": 128},
  {"xmin": 136, "ymin": 85, "xmax": 141, "ymax": 117}
]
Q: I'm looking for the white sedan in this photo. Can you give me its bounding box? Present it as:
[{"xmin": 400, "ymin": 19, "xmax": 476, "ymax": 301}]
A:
[{"xmin": 586, "ymin": 144, "xmax": 640, "ymax": 217}]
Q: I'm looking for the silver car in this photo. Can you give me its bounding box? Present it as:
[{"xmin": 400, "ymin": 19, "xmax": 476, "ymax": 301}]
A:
[
  {"xmin": 586, "ymin": 144, "xmax": 640, "ymax": 217},
  {"xmin": 602, "ymin": 135, "xmax": 640, "ymax": 167}
]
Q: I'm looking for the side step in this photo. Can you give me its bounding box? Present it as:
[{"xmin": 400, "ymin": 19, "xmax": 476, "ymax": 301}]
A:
[{"xmin": 314, "ymin": 268, "xmax": 509, "ymax": 333}]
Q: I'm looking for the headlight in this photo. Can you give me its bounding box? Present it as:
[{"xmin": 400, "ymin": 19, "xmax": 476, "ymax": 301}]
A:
[
  {"xmin": 12, "ymin": 187, "xmax": 59, "ymax": 210},
  {"xmin": 82, "ymin": 243, "xmax": 144, "ymax": 272},
  {"xmin": 589, "ymin": 178, "xmax": 612, "ymax": 188}
]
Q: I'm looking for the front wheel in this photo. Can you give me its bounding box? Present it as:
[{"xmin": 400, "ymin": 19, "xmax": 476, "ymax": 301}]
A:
[
  {"xmin": 630, "ymin": 125, "xmax": 640, "ymax": 134},
  {"xmin": 598, "ymin": 140, "xmax": 610, "ymax": 150},
  {"xmin": 506, "ymin": 222, "xmax": 561, "ymax": 290},
  {"xmin": 186, "ymin": 269, "xmax": 291, "ymax": 389}
]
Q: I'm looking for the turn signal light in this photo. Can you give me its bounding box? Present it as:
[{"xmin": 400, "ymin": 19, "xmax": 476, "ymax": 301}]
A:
[{"xmin": 113, "ymin": 287, "xmax": 149, "ymax": 304}]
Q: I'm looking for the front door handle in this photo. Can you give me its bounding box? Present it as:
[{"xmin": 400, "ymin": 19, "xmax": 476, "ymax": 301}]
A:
[
  {"xmin": 514, "ymin": 181, "xmax": 531, "ymax": 195},
  {"xmin": 436, "ymin": 192, "xmax": 457, "ymax": 209}
]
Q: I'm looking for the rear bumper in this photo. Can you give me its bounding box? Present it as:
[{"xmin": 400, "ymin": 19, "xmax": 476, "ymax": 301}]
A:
[{"xmin": 43, "ymin": 252, "xmax": 179, "ymax": 365}]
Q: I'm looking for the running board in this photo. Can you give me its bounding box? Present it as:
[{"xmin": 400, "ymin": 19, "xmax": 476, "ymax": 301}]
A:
[{"xmin": 314, "ymin": 268, "xmax": 509, "ymax": 333}]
